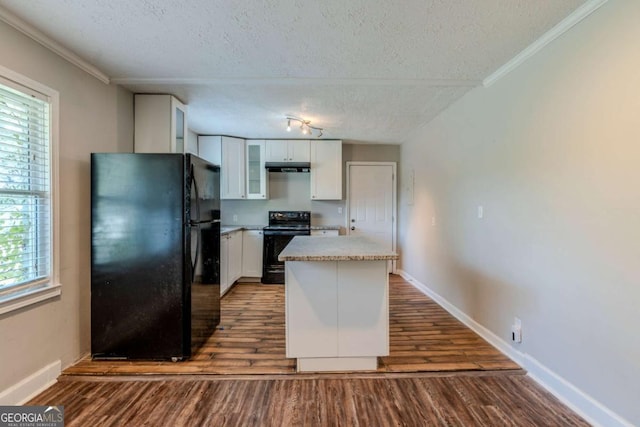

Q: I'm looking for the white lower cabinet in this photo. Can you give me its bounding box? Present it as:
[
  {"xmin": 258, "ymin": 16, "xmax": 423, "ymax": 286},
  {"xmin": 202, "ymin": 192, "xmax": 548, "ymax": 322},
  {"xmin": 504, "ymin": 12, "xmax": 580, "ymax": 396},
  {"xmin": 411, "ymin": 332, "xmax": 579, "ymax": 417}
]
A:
[
  {"xmin": 221, "ymin": 230, "xmax": 243, "ymax": 296},
  {"xmin": 285, "ymin": 260, "xmax": 389, "ymax": 365},
  {"xmin": 241, "ymin": 230, "xmax": 263, "ymax": 277},
  {"xmin": 228, "ymin": 230, "xmax": 243, "ymax": 283},
  {"xmin": 311, "ymin": 229, "xmax": 339, "ymax": 237},
  {"xmin": 220, "ymin": 234, "xmax": 229, "ymax": 295}
]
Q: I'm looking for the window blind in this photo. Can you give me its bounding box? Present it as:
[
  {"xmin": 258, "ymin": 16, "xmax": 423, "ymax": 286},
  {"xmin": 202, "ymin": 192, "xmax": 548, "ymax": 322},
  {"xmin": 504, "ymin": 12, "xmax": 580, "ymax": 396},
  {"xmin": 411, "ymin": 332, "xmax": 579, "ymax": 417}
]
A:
[{"xmin": 0, "ymin": 78, "xmax": 51, "ymax": 293}]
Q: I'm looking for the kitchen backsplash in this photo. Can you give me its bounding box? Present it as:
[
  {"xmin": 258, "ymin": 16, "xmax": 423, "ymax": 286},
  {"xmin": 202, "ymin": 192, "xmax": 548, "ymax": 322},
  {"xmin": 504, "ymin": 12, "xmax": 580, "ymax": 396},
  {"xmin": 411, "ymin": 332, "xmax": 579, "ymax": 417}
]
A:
[{"xmin": 221, "ymin": 172, "xmax": 345, "ymax": 226}]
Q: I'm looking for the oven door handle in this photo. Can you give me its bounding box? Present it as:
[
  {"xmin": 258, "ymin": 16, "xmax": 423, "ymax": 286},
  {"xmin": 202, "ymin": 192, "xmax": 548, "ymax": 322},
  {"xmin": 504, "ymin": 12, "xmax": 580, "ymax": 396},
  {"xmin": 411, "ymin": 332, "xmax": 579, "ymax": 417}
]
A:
[{"xmin": 263, "ymin": 231, "xmax": 310, "ymax": 237}]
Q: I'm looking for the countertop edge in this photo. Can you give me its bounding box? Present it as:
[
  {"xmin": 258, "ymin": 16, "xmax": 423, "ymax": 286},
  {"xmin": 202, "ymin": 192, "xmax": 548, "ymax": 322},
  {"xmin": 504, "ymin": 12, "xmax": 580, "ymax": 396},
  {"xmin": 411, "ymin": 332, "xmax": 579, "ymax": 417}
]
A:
[
  {"xmin": 279, "ymin": 254, "xmax": 398, "ymax": 261},
  {"xmin": 278, "ymin": 236, "xmax": 398, "ymax": 261}
]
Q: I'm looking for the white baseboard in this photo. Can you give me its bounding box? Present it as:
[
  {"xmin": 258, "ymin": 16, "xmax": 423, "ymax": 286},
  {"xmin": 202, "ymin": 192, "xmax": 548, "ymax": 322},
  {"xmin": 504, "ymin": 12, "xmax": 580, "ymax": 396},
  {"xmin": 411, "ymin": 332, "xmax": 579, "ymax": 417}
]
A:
[
  {"xmin": 524, "ymin": 355, "xmax": 634, "ymax": 427},
  {"xmin": 397, "ymin": 269, "xmax": 633, "ymax": 427},
  {"xmin": 0, "ymin": 360, "xmax": 61, "ymax": 405},
  {"xmin": 397, "ymin": 270, "xmax": 525, "ymax": 367}
]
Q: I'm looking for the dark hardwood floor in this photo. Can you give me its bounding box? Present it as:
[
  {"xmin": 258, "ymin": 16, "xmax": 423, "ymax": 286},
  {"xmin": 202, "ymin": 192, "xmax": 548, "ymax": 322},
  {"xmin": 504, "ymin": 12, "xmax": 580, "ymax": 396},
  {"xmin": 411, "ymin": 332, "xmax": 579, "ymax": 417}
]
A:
[
  {"xmin": 32, "ymin": 274, "xmax": 590, "ymax": 425},
  {"xmin": 29, "ymin": 373, "xmax": 589, "ymax": 426},
  {"xmin": 64, "ymin": 274, "xmax": 519, "ymax": 375}
]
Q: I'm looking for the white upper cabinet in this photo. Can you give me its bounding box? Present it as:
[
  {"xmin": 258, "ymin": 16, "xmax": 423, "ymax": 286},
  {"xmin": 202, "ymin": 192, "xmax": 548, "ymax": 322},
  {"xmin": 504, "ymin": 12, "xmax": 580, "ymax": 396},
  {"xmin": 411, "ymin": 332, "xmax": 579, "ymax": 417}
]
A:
[
  {"xmin": 289, "ymin": 140, "xmax": 310, "ymax": 162},
  {"xmin": 310, "ymin": 140, "xmax": 342, "ymax": 200},
  {"xmin": 184, "ymin": 131, "xmax": 199, "ymax": 156},
  {"xmin": 197, "ymin": 135, "xmax": 222, "ymax": 165},
  {"xmin": 246, "ymin": 140, "xmax": 268, "ymax": 199},
  {"xmin": 221, "ymin": 137, "xmax": 246, "ymax": 199},
  {"xmin": 134, "ymin": 94, "xmax": 187, "ymax": 154},
  {"xmin": 197, "ymin": 135, "xmax": 246, "ymax": 199},
  {"xmin": 265, "ymin": 140, "xmax": 310, "ymax": 163}
]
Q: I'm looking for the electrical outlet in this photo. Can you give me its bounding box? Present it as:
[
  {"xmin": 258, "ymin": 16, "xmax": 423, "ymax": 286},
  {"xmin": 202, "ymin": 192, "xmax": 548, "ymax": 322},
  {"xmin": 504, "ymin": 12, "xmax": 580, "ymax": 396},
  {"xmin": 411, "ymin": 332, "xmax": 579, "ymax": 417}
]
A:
[
  {"xmin": 477, "ymin": 205, "xmax": 484, "ymax": 219},
  {"xmin": 338, "ymin": 207, "xmax": 343, "ymax": 214},
  {"xmin": 511, "ymin": 317, "xmax": 522, "ymax": 343},
  {"xmin": 232, "ymin": 214, "xmax": 238, "ymax": 223},
  {"xmin": 431, "ymin": 216, "xmax": 436, "ymax": 226}
]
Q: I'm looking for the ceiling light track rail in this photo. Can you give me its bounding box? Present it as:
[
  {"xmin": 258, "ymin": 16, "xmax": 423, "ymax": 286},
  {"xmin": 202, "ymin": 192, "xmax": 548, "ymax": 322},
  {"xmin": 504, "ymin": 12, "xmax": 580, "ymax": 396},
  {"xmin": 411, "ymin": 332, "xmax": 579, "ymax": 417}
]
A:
[{"xmin": 286, "ymin": 116, "xmax": 323, "ymax": 137}]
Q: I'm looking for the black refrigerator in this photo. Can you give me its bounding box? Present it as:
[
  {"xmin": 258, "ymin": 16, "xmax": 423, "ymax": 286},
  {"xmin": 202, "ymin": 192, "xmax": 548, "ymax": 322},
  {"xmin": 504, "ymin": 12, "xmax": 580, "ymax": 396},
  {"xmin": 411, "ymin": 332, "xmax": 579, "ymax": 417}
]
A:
[{"xmin": 91, "ymin": 153, "xmax": 221, "ymax": 360}]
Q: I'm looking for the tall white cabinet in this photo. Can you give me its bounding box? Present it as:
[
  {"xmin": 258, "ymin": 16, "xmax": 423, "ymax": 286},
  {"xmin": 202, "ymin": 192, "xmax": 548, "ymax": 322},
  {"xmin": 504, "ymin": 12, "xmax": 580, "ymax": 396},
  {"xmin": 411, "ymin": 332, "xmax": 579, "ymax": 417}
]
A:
[
  {"xmin": 310, "ymin": 140, "xmax": 342, "ymax": 200},
  {"xmin": 134, "ymin": 94, "xmax": 187, "ymax": 153}
]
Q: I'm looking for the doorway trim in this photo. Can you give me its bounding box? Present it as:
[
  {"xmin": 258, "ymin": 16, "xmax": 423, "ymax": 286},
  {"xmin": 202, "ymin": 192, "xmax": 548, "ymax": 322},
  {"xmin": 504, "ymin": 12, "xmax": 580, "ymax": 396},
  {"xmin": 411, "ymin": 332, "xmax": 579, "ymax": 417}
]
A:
[{"xmin": 345, "ymin": 161, "xmax": 397, "ymax": 273}]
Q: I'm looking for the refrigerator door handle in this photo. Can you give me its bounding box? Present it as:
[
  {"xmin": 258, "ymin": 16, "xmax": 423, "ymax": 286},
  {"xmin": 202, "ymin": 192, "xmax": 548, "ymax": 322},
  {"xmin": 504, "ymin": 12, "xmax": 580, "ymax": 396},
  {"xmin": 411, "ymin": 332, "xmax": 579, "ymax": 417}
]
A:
[
  {"xmin": 191, "ymin": 224, "xmax": 200, "ymax": 283},
  {"xmin": 189, "ymin": 165, "xmax": 200, "ymax": 282},
  {"xmin": 190, "ymin": 165, "xmax": 201, "ymax": 223}
]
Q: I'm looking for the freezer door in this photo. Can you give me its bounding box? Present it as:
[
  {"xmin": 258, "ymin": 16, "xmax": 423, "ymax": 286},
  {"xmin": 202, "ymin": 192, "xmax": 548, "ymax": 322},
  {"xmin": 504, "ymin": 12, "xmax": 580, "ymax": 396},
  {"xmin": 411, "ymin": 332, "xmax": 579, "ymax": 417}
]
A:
[{"xmin": 187, "ymin": 154, "xmax": 221, "ymax": 223}]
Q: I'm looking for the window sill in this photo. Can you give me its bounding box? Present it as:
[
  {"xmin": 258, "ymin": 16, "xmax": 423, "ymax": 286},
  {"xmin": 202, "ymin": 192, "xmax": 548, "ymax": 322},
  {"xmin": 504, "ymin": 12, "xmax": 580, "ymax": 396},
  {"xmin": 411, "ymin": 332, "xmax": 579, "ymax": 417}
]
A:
[{"xmin": 0, "ymin": 284, "xmax": 62, "ymax": 315}]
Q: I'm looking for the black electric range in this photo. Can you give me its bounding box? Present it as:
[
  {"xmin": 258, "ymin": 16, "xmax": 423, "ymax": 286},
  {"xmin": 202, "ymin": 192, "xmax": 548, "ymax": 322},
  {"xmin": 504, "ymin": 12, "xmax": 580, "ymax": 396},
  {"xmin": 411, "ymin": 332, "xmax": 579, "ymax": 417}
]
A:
[{"xmin": 262, "ymin": 211, "xmax": 311, "ymax": 284}]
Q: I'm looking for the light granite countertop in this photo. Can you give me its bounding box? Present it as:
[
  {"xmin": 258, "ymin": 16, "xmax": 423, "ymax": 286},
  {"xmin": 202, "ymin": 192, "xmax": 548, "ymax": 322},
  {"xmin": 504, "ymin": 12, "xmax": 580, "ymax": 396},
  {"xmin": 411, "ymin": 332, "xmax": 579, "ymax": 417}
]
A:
[
  {"xmin": 279, "ymin": 236, "xmax": 398, "ymax": 261},
  {"xmin": 220, "ymin": 225, "xmax": 264, "ymax": 235},
  {"xmin": 220, "ymin": 226, "xmax": 243, "ymax": 235},
  {"xmin": 311, "ymin": 225, "xmax": 341, "ymax": 230}
]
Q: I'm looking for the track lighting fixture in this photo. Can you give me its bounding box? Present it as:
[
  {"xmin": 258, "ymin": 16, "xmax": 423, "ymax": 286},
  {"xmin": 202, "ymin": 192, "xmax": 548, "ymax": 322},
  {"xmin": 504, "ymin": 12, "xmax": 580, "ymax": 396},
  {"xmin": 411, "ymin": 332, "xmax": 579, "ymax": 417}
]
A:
[{"xmin": 285, "ymin": 116, "xmax": 324, "ymax": 138}]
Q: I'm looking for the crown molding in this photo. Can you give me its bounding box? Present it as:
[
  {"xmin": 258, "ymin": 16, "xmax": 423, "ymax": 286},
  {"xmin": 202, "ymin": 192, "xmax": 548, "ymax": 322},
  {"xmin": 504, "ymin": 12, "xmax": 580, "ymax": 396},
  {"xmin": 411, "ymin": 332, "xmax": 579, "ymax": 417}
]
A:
[
  {"xmin": 483, "ymin": 0, "xmax": 609, "ymax": 87},
  {"xmin": 111, "ymin": 77, "xmax": 480, "ymax": 87},
  {"xmin": 0, "ymin": 7, "xmax": 110, "ymax": 84}
]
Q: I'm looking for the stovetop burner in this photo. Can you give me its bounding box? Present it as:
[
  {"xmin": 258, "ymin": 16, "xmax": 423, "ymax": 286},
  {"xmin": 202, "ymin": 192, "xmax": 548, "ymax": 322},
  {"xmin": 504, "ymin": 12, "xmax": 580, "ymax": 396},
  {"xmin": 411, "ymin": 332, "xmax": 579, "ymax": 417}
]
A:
[{"xmin": 267, "ymin": 210, "xmax": 311, "ymax": 228}]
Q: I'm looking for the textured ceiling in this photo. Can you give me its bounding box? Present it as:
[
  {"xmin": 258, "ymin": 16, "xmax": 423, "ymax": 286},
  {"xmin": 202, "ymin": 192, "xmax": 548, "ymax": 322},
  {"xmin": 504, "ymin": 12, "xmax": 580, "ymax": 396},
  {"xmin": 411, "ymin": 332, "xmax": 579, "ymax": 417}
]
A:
[{"xmin": 0, "ymin": 0, "xmax": 586, "ymax": 143}]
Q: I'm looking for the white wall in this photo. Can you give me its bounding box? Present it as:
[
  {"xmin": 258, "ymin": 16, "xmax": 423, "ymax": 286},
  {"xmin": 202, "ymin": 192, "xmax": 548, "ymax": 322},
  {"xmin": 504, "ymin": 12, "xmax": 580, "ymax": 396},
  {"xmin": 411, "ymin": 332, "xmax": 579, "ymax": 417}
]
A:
[
  {"xmin": 398, "ymin": 1, "xmax": 639, "ymax": 424},
  {"xmin": 0, "ymin": 20, "xmax": 133, "ymax": 395}
]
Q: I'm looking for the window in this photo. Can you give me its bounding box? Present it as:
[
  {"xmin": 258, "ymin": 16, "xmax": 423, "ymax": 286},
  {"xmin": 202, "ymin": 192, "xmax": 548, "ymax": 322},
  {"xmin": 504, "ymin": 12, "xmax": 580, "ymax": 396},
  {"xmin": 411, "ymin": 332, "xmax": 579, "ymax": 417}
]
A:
[{"xmin": 0, "ymin": 72, "xmax": 58, "ymax": 312}]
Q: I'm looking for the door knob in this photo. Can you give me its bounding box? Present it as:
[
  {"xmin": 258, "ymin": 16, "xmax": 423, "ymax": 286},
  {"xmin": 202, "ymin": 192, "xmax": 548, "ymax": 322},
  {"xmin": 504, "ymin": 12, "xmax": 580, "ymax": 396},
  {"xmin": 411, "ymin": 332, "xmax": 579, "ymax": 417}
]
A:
[{"xmin": 351, "ymin": 226, "xmax": 355, "ymax": 231}]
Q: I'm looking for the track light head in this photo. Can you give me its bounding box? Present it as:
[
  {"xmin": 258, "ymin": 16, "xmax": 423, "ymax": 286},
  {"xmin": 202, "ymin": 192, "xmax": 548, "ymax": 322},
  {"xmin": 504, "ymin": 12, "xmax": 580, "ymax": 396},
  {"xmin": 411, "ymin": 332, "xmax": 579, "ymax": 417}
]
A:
[{"xmin": 285, "ymin": 116, "xmax": 324, "ymax": 138}]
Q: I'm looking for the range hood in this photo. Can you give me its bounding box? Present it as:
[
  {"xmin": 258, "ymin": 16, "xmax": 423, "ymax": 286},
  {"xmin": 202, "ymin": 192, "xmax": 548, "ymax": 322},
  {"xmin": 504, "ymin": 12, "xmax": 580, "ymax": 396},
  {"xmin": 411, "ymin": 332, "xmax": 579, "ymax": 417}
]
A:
[{"xmin": 265, "ymin": 162, "xmax": 310, "ymax": 173}]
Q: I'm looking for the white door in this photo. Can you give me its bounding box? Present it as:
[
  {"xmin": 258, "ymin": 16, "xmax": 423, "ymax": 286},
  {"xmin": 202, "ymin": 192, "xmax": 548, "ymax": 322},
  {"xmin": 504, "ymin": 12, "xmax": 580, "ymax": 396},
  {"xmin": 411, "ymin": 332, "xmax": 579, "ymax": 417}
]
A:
[{"xmin": 347, "ymin": 163, "xmax": 395, "ymax": 268}]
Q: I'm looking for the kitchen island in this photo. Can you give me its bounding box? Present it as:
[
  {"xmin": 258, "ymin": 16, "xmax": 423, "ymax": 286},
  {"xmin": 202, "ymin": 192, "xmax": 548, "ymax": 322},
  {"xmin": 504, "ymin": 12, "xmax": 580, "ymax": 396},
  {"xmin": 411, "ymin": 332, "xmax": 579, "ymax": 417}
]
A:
[{"xmin": 279, "ymin": 236, "xmax": 398, "ymax": 372}]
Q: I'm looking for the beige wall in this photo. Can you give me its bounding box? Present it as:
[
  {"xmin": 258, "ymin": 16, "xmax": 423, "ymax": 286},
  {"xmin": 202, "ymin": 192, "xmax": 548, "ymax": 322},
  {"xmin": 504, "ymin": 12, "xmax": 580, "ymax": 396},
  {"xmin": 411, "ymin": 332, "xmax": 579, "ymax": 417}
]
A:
[
  {"xmin": 0, "ymin": 21, "xmax": 133, "ymax": 392},
  {"xmin": 398, "ymin": 1, "xmax": 639, "ymax": 424}
]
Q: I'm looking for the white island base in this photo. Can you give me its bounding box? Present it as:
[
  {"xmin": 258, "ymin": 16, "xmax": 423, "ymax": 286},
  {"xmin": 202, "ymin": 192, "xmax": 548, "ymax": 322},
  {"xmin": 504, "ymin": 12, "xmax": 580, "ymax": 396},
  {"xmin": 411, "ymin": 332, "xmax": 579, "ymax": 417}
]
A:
[{"xmin": 280, "ymin": 236, "xmax": 397, "ymax": 373}]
